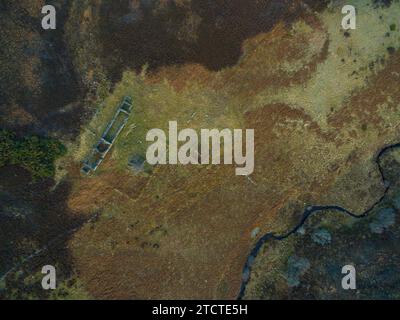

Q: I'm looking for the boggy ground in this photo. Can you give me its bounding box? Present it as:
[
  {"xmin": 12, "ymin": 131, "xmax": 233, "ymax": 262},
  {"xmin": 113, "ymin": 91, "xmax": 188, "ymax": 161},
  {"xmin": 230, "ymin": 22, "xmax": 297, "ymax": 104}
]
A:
[
  {"xmin": 64, "ymin": 0, "xmax": 400, "ymax": 299},
  {"xmin": 243, "ymin": 148, "xmax": 400, "ymax": 300},
  {"xmin": 0, "ymin": 0, "xmax": 83, "ymax": 138}
]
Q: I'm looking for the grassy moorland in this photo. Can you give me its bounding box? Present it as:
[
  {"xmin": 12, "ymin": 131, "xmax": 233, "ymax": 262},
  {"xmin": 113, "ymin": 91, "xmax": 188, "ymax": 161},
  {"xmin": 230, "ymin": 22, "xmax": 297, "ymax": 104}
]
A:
[
  {"xmin": 64, "ymin": 0, "xmax": 400, "ymax": 299},
  {"xmin": 2, "ymin": 0, "xmax": 400, "ymax": 300},
  {"xmin": 243, "ymin": 148, "xmax": 400, "ymax": 300}
]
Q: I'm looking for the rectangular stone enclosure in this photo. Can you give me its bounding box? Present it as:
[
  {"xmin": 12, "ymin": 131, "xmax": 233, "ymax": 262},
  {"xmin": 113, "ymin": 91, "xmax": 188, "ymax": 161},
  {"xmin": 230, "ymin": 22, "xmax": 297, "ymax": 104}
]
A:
[{"xmin": 81, "ymin": 96, "xmax": 133, "ymax": 175}]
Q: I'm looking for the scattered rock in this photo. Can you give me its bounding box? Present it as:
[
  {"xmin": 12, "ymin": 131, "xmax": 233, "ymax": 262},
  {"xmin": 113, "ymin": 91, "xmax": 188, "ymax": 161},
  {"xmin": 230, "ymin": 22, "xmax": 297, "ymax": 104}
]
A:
[
  {"xmin": 297, "ymin": 226, "xmax": 306, "ymax": 235},
  {"xmin": 286, "ymin": 255, "xmax": 310, "ymax": 287},
  {"xmin": 311, "ymin": 228, "xmax": 332, "ymax": 245},
  {"xmin": 369, "ymin": 208, "xmax": 396, "ymax": 234},
  {"xmin": 251, "ymin": 227, "xmax": 260, "ymax": 239},
  {"xmin": 128, "ymin": 154, "xmax": 145, "ymax": 172},
  {"xmin": 393, "ymin": 196, "xmax": 400, "ymax": 210}
]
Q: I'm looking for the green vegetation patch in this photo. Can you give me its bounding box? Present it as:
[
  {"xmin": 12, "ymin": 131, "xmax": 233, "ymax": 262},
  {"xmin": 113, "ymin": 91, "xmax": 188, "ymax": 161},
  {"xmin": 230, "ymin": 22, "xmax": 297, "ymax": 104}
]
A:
[{"xmin": 0, "ymin": 130, "xmax": 66, "ymax": 179}]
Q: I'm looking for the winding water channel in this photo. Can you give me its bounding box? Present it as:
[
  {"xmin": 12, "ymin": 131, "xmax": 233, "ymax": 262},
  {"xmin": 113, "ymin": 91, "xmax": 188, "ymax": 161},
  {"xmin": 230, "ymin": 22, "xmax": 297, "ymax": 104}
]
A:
[{"xmin": 238, "ymin": 142, "xmax": 400, "ymax": 299}]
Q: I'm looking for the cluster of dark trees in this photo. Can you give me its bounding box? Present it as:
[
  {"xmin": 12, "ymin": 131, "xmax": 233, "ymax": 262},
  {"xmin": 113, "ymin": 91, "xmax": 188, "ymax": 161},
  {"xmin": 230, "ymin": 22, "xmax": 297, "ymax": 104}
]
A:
[{"xmin": 0, "ymin": 130, "xmax": 66, "ymax": 179}]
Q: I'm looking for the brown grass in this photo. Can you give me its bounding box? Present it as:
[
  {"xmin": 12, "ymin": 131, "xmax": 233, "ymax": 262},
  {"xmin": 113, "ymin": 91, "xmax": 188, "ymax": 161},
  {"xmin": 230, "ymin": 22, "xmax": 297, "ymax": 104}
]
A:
[{"xmin": 66, "ymin": 6, "xmax": 400, "ymax": 299}]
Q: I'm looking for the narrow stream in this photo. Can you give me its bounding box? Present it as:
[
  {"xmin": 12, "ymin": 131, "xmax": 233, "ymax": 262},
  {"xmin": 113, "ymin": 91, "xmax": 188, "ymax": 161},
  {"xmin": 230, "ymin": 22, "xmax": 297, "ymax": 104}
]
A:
[{"xmin": 238, "ymin": 142, "xmax": 400, "ymax": 299}]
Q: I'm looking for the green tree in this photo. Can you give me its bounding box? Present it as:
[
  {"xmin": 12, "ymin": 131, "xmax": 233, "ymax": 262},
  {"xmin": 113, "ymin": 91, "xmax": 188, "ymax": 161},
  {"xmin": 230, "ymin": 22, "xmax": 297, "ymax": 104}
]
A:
[
  {"xmin": 0, "ymin": 130, "xmax": 16, "ymax": 167},
  {"xmin": 0, "ymin": 129, "xmax": 66, "ymax": 179}
]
